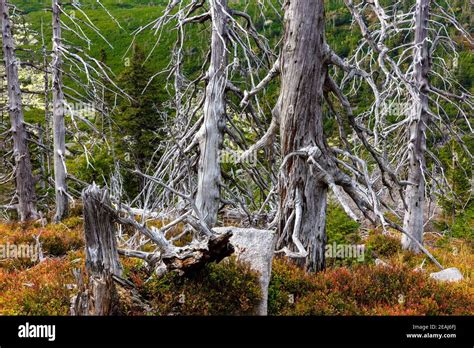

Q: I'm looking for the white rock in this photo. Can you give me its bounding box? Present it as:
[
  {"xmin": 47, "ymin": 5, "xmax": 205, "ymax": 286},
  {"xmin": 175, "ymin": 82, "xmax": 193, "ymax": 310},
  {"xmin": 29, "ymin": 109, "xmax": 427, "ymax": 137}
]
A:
[
  {"xmin": 429, "ymin": 267, "xmax": 464, "ymax": 282},
  {"xmin": 213, "ymin": 227, "xmax": 276, "ymax": 315},
  {"xmin": 375, "ymin": 258, "xmax": 389, "ymax": 267}
]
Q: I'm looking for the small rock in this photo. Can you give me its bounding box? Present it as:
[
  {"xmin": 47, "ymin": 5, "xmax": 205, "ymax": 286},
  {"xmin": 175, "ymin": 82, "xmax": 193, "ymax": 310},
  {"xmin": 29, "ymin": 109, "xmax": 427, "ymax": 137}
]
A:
[
  {"xmin": 375, "ymin": 258, "xmax": 389, "ymax": 267},
  {"xmin": 214, "ymin": 227, "xmax": 276, "ymax": 315},
  {"xmin": 429, "ymin": 267, "xmax": 463, "ymax": 282}
]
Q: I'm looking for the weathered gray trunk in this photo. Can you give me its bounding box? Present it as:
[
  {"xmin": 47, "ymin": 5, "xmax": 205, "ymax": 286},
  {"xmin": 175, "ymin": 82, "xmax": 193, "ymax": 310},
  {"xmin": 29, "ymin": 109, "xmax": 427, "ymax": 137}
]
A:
[
  {"xmin": 402, "ymin": 0, "xmax": 431, "ymax": 252},
  {"xmin": 43, "ymin": 44, "xmax": 51, "ymax": 176},
  {"xmin": 71, "ymin": 185, "xmax": 122, "ymax": 315},
  {"xmin": 276, "ymin": 0, "xmax": 328, "ymax": 272},
  {"xmin": 1, "ymin": 0, "xmax": 38, "ymax": 221},
  {"xmin": 82, "ymin": 185, "xmax": 123, "ymax": 278},
  {"xmin": 195, "ymin": 0, "xmax": 228, "ymax": 227},
  {"xmin": 52, "ymin": 0, "xmax": 68, "ymax": 222}
]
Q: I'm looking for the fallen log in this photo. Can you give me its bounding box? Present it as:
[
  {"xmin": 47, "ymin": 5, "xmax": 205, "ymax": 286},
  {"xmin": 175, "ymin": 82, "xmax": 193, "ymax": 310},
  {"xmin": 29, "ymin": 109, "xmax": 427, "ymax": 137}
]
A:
[{"xmin": 161, "ymin": 231, "xmax": 234, "ymax": 274}]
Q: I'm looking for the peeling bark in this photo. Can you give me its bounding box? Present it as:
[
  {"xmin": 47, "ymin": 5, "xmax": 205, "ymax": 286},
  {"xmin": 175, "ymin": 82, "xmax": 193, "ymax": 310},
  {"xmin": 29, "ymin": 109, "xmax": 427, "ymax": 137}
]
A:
[
  {"xmin": 195, "ymin": 0, "xmax": 228, "ymax": 227},
  {"xmin": 1, "ymin": 0, "xmax": 38, "ymax": 221},
  {"xmin": 276, "ymin": 0, "xmax": 329, "ymax": 272},
  {"xmin": 403, "ymin": 0, "xmax": 431, "ymax": 252}
]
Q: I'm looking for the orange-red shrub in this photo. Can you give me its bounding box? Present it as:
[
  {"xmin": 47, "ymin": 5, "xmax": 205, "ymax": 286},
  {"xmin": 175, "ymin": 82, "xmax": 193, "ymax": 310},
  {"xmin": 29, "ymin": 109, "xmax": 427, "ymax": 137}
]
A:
[{"xmin": 269, "ymin": 258, "xmax": 474, "ymax": 315}]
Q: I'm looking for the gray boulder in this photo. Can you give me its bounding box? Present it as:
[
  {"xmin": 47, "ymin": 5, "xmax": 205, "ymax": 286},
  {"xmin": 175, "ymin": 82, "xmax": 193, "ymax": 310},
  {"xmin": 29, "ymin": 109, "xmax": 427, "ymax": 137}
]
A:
[
  {"xmin": 429, "ymin": 267, "xmax": 463, "ymax": 282},
  {"xmin": 213, "ymin": 227, "xmax": 276, "ymax": 315}
]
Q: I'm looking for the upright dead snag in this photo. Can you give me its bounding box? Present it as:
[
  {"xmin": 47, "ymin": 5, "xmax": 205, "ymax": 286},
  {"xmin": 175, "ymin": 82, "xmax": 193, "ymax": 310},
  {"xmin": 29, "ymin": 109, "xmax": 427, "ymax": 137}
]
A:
[
  {"xmin": 133, "ymin": 0, "xmax": 277, "ymax": 226},
  {"xmin": 52, "ymin": 0, "xmax": 69, "ymax": 222},
  {"xmin": 72, "ymin": 184, "xmax": 122, "ymax": 315},
  {"xmin": 344, "ymin": 0, "xmax": 473, "ymax": 253},
  {"xmin": 1, "ymin": 0, "xmax": 39, "ymax": 221},
  {"xmin": 276, "ymin": 0, "xmax": 328, "ymax": 272},
  {"xmin": 274, "ymin": 0, "xmax": 447, "ymax": 272},
  {"xmin": 402, "ymin": 0, "xmax": 431, "ymax": 252},
  {"xmin": 195, "ymin": 0, "xmax": 229, "ymax": 227}
]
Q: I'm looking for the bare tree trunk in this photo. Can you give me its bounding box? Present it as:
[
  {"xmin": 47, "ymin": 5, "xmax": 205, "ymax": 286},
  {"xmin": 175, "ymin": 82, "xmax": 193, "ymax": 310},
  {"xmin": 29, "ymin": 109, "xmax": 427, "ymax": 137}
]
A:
[
  {"xmin": 52, "ymin": 0, "xmax": 68, "ymax": 222},
  {"xmin": 1, "ymin": 0, "xmax": 38, "ymax": 221},
  {"xmin": 42, "ymin": 42, "xmax": 51, "ymax": 177},
  {"xmin": 37, "ymin": 123, "xmax": 47, "ymax": 190},
  {"xmin": 276, "ymin": 0, "xmax": 328, "ymax": 272},
  {"xmin": 71, "ymin": 184, "xmax": 122, "ymax": 315},
  {"xmin": 82, "ymin": 184, "xmax": 123, "ymax": 278},
  {"xmin": 402, "ymin": 0, "xmax": 431, "ymax": 252},
  {"xmin": 195, "ymin": 0, "xmax": 228, "ymax": 227}
]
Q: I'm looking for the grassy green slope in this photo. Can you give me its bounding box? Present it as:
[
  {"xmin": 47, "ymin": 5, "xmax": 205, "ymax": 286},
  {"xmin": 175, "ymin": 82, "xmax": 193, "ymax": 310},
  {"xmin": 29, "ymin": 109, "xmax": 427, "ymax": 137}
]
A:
[{"xmin": 24, "ymin": 1, "xmax": 179, "ymax": 75}]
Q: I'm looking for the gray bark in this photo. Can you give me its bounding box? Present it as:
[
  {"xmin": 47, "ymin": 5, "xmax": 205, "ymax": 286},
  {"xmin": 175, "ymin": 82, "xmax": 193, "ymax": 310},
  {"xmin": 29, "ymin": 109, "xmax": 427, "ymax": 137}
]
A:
[
  {"xmin": 1, "ymin": 0, "xmax": 38, "ymax": 221},
  {"xmin": 42, "ymin": 43, "xmax": 51, "ymax": 176},
  {"xmin": 276, "ymin": 0, "xmax": 328, "ymax": 272},
  {"xmin": 160, "ymin": 231, "xmax": 234, "ymax": 273},
  {"xmin": 402, "ymin": 0, "xmax": 431, "ymax": 252},
  {"xmin": 52, "ymin": 0, "xmax": 69, "ymax": 222},
  {"xmin": 71, "ymin": 184, "xmax": 122, "ymax": 315},
  {"xmin": 82, "ymin": 185, "xmax": 123, "ymax": 278},
  {"xmin": 195, "ymin": 0, "xmax": 228, "ymax": 227}
]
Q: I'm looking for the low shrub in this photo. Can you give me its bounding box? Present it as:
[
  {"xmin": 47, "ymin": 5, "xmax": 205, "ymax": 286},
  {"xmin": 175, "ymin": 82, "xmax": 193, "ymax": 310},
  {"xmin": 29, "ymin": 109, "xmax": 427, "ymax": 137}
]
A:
[
  {"xmin": 325, "ymin": 203, "xmax": 363, "ymax": 267},
  {"xmin": 435, "ymin": 204, "xmax": 474, "ymax": 243},
  {"xmin": 0, "ymin": 258, "xmax": 78, "ymax": 315},
  {"xmin": 0, "ymin": 218, "xmax": 84, "ymax": 261},
  {"xmin": 366, "ymin": 232, "xmax": 401, "ymax": 260},
  {"xmin": 139, "ymin": 257, "xmax": 262, "ymax": 315},
  {"xmin": 1, "ymin": 220, "xmax": 471, "ymax": 317},
  {"xmin": 326, "ymin": 203, "xmax": 361, "ymax": 246},
  {"xmin": 268, "ymin": 258, "xmax": 474, "ymax": 315}
]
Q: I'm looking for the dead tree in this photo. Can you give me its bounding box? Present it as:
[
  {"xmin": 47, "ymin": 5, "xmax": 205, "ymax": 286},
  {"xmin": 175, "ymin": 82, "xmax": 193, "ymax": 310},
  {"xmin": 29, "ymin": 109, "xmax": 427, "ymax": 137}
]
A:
[
  {"xmin": 81, "ymin": 183, "xmax": 234, "ymax": 273},
  {"xmin": 195, "ymin": 0, "xmax": 229, "ymax": 227},
  {"xmin": 1, "ymin": 0, "xmax": 39, "ymax": 221},
  {"xmin": 122, "ymin": 0, "xmax": 446, "ymax": 273},
  {"xmin": 71, "ymin": 184, "xmax": 122, "ymax": 315},
  {"xmin": 344, "ymin": 0, "xmax": 473, "ymax": 252},
  {"xmin": 41, "ymin": 21, "xmax": 51, "ymax": 177},
  {"xmin": 276, "ymin": 0, "xmax": 329, "ymax": 272},
  {"xmin": 402, "ymin": 0, "xmax": 431, "ymax": 251},
  {"xmin": 131, "ymin": 0, "xmax": 278, "ymax": 227},
  {"xmin": 52, "ymin": 0, "xmax": 69, "ymax": 222},
  {"xmin": 271, "ymin": 0, "xmax": 448, "ymax": 271},
  {"xmin": 48, "ymin": 0, "xmax": 126, "ymax": 221},
  {"xmin": 72, "ymin": 183, "xmax": 236, "ymax": 315},
  {"xmin": 111, "ymin": 173, "xmax": 235, "ymax": 274}
]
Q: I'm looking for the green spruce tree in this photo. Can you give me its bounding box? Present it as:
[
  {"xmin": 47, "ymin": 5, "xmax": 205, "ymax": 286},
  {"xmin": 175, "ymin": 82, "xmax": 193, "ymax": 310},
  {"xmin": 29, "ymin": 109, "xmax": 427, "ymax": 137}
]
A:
[{"xmin": 114, "ymin": 45, "xmax": 166, "ymax": 196}]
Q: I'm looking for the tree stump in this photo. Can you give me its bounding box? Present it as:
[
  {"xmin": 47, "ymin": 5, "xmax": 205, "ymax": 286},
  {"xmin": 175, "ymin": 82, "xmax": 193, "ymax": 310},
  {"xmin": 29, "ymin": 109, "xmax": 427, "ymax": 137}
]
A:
[{"xmin": 71, "ymin": 184, "xmax": 122, "ymax": 315}]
